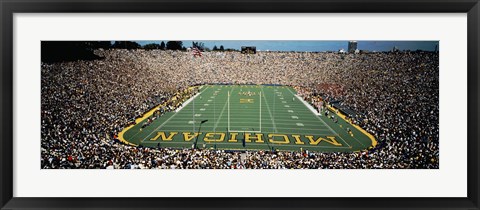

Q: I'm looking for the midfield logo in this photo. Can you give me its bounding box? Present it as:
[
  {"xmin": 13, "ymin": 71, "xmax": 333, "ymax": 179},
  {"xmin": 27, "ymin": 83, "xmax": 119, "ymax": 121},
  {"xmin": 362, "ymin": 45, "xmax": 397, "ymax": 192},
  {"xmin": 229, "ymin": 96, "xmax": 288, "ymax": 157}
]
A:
[{"xmin": 239, "ymin": 99, "xmax": 254, "ymax": 103}]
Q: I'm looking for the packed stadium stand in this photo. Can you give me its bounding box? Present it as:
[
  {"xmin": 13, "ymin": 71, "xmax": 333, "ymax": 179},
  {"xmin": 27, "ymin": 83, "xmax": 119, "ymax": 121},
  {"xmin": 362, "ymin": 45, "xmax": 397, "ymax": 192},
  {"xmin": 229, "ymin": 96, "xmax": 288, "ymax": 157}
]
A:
[{"xmin": 41, "ymin": 49, "xmax": 439, "ymax": 169}]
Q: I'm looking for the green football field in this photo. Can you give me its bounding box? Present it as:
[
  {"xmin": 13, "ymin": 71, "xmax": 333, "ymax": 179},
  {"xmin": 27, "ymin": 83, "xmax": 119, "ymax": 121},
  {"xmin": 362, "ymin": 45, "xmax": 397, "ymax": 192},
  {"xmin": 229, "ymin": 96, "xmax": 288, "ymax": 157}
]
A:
[{"xmin": 121, "ymin": 85, "xmax": 376, "ymax": 152}]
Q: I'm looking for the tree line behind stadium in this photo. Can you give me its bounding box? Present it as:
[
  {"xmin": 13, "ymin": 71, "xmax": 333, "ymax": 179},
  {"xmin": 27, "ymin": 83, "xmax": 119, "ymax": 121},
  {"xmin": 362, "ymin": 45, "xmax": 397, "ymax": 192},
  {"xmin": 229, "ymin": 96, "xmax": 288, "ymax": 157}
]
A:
[{"xmin": 41, "ymin": 41, "xmax": 232, "ymax": 63}]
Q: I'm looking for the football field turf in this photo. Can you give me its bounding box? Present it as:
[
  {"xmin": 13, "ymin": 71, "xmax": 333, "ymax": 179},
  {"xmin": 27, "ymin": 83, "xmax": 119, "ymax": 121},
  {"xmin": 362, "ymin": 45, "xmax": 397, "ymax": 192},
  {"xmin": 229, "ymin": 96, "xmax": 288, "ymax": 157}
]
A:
[{"xmin": 120, "ymin": 85, "xmax": 376, "ymax": 152}]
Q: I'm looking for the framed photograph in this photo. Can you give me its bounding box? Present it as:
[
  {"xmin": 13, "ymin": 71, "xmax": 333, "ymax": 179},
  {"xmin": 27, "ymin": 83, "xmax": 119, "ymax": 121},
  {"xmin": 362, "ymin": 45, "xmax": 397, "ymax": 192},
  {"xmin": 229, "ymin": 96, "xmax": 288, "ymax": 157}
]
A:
[{"xmin": 1, "ymin": 0, "xmax": 479, "ymax": 209}]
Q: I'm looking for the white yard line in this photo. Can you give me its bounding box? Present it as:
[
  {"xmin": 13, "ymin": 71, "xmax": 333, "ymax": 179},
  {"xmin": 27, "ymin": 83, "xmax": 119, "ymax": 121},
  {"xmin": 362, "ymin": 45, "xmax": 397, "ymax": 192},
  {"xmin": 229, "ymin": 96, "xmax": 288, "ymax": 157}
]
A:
[
  {"xmin": 286, "ymin": 87, "xmax": 352, "ymax": 148},
  {"xmin": 261, "ymin": 86, "xmax": 278, "ymax": 133},
  {"xmin": 174, "ymin": 89, "xmax": 204, "ymax": 113},
  {"xmin": 161, "ymin": 125, "xmax": 331, "ymax": 132},
  {"xmin": 139, "ymin": 112, "xmax": 180, "ymax": 143},
  {"xmin": 140, "ymin": 130, "xmax": 337, "ymax": 136},
  {"xmin": 290, "ymin": 92, "xmax": 320, "ymax": 115},
  {"xmin": 140, "ymin": 86, "xmax": 209, "ymax": 143},
  {"xmin": 213, "ymin": 87, "xmax": 234, "ymax": 130}
]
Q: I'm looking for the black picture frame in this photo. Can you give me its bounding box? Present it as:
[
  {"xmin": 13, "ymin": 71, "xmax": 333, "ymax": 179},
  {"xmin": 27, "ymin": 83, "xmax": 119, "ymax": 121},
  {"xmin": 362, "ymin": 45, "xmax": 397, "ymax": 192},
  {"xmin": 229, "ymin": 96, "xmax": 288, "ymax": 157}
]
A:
[{"xmin": 1, "ymin": 0, "xmax": 479, "ymax": 209}]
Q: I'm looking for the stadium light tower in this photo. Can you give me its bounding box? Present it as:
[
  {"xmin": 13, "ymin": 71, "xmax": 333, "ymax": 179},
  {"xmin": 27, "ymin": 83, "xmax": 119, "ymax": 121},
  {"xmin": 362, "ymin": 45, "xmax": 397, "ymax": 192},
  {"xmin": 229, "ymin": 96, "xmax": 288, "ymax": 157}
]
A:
[{"xmin": 193, "ymin": 120, "xmax": 208, "ymax": 149}]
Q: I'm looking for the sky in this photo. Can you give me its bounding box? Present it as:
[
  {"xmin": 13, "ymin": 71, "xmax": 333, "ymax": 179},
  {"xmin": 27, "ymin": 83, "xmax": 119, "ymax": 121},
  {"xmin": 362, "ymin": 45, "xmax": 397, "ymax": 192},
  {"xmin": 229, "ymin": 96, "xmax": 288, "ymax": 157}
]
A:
[{"xmin": 134, "ymin": 40, "xmax": 438, "ymax": 52}]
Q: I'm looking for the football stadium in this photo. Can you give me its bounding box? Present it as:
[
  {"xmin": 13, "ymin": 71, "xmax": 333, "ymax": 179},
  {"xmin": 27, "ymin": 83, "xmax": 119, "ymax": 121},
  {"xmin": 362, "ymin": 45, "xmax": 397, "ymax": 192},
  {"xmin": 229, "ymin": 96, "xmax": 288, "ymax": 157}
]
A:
[{"xmin": 41, "ymin": 41, "xmax": 439, "ymax": 169}]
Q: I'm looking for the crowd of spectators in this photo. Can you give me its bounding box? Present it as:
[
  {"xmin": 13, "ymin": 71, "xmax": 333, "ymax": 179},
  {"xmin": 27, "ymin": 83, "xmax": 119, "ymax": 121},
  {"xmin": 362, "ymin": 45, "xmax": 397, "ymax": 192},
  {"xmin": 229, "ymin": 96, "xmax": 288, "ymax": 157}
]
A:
[{"xmin": 41, "ymin": 49, "xmax": 439, "ymax": 169}]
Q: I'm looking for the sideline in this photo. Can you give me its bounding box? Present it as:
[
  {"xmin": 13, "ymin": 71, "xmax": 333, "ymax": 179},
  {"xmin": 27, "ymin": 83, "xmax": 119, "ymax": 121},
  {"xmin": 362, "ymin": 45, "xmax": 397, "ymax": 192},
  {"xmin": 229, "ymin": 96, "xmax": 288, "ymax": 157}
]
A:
[
  {"xmin": 174, "ymin": 86, "xmax": 203, "ymax": 112},
  {"xmin": 326, "ymin": 105, "xmax": 378, "ymax": 148},
  {"xmin": 286, "ymin": 87, "xmax": 352, "ymax": 148},
  {"xmin": 294, "ymin": 93, "xmax": 320, "ymax": 115},
  {"xmin": 117, "ymin": 86, "xmax": 200, "ymax": 146},
  {"xmin": 290, "ymin": 87, "xmax": 376, "ymax": 149}
]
